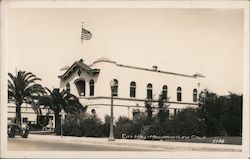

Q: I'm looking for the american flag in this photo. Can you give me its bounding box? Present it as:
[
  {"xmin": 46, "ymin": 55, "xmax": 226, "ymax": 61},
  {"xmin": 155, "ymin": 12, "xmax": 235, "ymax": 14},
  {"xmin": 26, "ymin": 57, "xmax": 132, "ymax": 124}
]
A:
[{"xmin": 81, "ymin": 23, "xmax": 92, "ymax": 43}]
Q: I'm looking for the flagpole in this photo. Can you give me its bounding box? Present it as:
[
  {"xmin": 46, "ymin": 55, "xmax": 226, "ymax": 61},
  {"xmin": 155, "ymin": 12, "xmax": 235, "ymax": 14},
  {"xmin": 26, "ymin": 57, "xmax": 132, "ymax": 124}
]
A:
[{"xmin": 81, "ymin": 21, "xmax": 84, "ymax": 44}]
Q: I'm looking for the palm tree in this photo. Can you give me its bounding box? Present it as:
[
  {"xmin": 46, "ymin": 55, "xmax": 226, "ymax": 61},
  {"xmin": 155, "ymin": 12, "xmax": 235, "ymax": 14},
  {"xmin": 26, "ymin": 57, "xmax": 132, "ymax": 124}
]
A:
[
  {"xmin": 8, "ymin": 70, "xmax": 46, "ymax": 125},
  {"xmin": 39, "ymin": 88, "xmax": 86, "ymax": 134}
]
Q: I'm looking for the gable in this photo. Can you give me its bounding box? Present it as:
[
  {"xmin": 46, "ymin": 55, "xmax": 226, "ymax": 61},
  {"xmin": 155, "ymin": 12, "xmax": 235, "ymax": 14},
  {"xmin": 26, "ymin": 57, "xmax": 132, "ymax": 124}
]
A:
[{"xmin": 58, "ymin": 59, "xmax": 100, "ymax": 80}]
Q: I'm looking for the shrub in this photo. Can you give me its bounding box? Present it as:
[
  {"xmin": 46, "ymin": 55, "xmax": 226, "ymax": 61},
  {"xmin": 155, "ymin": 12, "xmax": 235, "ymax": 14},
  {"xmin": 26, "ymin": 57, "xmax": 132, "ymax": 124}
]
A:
[
  {"xmin": 140, "ymin": 107, "xmax": 205, "ymax": 138},
  {"xmin": 141, "ymin": 118, "xmax": 173, "ymax": 137},
  {"xmin": 171, "ymin": 107, "xmax": 206, "ymax": 136},
  {"xmin": 102, "ymin": 115, "xmax": 111, "ymax": 137},
  {"xmin": 114, "ymin": 111, "xmax": 152, "ymax": 138},
  {"xmin": 115, "ymin": 116, "xmax": 133, "ymax": 138},
  {"xmin": 63, "ymin": 113, "xmax": 104, "ymax": 137},
  {"xmin": 63, "ymin": 113, "xmax": 83, "ymax": 137},
  {"xmin": 80, "ymin": 116, "xmax": 104, "ymax": 137}
]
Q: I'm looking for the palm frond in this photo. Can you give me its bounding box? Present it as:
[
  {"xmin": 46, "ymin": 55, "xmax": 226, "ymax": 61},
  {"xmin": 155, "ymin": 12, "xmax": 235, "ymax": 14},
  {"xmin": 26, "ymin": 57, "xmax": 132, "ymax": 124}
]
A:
[{"xmin": 8, "ymin": 70, "xmax": 46, "ymax": 123}]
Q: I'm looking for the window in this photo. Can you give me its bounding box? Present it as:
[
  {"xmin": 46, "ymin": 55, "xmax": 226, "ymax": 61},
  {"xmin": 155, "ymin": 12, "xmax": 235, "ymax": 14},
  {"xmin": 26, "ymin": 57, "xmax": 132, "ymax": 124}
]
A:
[
  {"xmin": 22, "ymin": 118, "xmax": 28, "ymax": 123},
  {"xmin": 193, "ymin": 89, "xmax": 198, "ymax": 102},
  {"xmin": 75, "ymin": 80, "xmax": 85, "ymax": 96},
  {"xmin": 89, "ymin": 79, "xmax": 94, "ymax": 96},
  {"xmin": 162, "ymin": 85, "xmax": 168, "ymax": 100},
  {"xmin": 166, "ymin": 110, "xmax": 170, "ymax": 116},
  {"xmin": 91, "ymin": 109, "xmax": 96, "ymax": 117},
  {"xmin": 147, "ymin": 83, "xmax": 153, "ymax": 99},
  {"xmin": 66, "ymin": 83, "xmax": 70, "ymax": 93},
  {"xmin": 132, "ymin": 109, "xmax": 140, "ymax": 120},
  {"xmin": 113, "ymin": 79, "xmax": 118, "ymax": 96},
  {"xmin": 130, "ymin": 81, "xmax": 136, "ymax": 97},
  {"xmin": 174, "ymin": 109, "xmax": 177, "ymax": 116},
  {"xmin": 177, "ymin": 87, "xmax": 182, "ymax": 101}
]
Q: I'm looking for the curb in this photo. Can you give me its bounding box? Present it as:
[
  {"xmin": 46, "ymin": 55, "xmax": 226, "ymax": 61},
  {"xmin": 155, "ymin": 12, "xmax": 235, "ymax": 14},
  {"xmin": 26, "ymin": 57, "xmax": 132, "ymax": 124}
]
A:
[{"xmin": 28, "ymin": 134, "xmax": 242, "ymax": 152}]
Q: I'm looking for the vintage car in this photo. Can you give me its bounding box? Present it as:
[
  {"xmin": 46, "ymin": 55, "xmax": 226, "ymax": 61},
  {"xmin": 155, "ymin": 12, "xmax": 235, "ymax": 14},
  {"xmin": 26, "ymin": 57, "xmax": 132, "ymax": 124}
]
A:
[{"xmin": 8, "ymin": 122, "xmax": 29, "ymax": 138}]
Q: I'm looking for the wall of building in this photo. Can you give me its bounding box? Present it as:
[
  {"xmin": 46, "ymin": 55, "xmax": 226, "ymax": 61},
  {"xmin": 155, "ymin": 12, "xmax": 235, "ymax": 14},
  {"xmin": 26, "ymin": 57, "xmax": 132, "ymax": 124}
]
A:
[
  {"xmin": 8, "ymin": 103, "xmax": 38, "ymax": 123},
  {"xmin": 8, "ymin": 103, "xmax": 55, "ymax": 128},
  {"xmin": 59, "ymin": 69, "xmax": 99, "ymax": 97},
  {"xmin": 92, "ymin": 60, "xmax": 201, "ymax": 103},
  {"xmin": 59, "ymin": 59, "xmax": 203, "ymax": 122}
]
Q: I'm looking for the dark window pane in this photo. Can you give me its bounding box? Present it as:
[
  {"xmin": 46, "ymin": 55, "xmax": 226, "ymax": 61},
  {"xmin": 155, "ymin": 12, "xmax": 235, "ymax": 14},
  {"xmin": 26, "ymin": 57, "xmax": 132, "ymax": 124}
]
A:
[
  {"xmin": 130, "ymin": 81, "xmax": 136, "ymax": 97},
  {"xmin": 90, "ymin": 80, "xmax": 94, "ymax": 96},
  {"xmin": 193, "ymin": 89, "xmax": 197, "ymax": 102},
  {"xmin": 147, "ymin": 83, "xmax": 153, "ymax": 99},
  {"xmin": 177, "ymin": 87, "xmax": 182, "ymax": 101},
  {"xmin": 162, "ymin": 85, "xmax": 168, "ymax": 99},
  {"xmin": 174, "ymin": 109, "xmax": 177, "ymax": 116},
  {"xmin": 75, "ymin": 80, "xmax": 85, "ymax": 96}
]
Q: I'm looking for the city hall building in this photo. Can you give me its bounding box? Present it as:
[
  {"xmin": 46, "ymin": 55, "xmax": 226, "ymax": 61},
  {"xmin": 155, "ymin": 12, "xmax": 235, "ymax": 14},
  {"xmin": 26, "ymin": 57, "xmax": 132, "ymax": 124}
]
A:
[{"xmin": 59, "ymin": 58, "xmax": 205, "ymax": 121}]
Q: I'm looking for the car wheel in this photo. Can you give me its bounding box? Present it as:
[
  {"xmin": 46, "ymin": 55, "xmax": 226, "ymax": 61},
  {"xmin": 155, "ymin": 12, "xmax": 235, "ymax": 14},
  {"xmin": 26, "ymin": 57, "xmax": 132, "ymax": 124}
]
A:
[
  {"xmin": 22, "ymin": 130, "xmax": 28, "ymax": 138},
  {"xmin": 22, "ymin": 134, "xmax": 28, "ymax": 138},
  {"xmin": 8, "ymin": 128, "xmax": 15, "ymax": 138}
]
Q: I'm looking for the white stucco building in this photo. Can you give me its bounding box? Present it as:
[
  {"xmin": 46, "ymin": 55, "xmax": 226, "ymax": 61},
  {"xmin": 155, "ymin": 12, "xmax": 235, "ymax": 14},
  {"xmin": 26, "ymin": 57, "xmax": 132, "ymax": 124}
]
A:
[
  {"xmin": 59, "ymin": 58, "xmax": 205, "ymax": 121},
  {"xmin": 8, "ymin": 103, "xmax": 55, "ymax": 129}
]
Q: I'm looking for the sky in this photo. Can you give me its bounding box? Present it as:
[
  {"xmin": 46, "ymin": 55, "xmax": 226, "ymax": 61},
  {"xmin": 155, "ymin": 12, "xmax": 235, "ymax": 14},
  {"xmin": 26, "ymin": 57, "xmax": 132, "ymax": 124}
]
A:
[{"xmin": 7, "ymin": 8, "xmax": 243, "ymax": 95}]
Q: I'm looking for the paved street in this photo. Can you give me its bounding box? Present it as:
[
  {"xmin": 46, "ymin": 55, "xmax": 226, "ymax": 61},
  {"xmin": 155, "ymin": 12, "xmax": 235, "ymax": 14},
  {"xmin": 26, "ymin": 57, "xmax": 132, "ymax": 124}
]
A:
[
  {"xmin": 7, "ymin": 134, "xmax": 242, "ymax": 152},
  {"xmin": 8, "ymin": 137, "xmax": 166, "ymax": 151}
]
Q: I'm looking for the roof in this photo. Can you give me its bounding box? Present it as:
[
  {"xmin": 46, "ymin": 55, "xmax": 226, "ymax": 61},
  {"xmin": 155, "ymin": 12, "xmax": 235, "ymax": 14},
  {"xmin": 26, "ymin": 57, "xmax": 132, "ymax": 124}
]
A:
[
  {"xmin": 116, "ymin": 63, "xmax": 196, "ymax": 78},
  {"xmin": 59, "ymin": 58, "xmax": 205, "ymax": 80},
  {"xmin": 58, "ymin": 59, "xmax": 100, "ymax": 80},
  {"xmin": 92, "ymin": 58, "xmax": 205, "ymax": 79}
]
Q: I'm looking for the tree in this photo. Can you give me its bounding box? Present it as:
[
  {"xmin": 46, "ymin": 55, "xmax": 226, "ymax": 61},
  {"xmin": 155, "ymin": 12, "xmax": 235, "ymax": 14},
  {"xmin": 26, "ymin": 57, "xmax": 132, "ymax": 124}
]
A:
[
  {"xmin": 145, "ymin": 99, "xmax": 153, "ymax": 124},
  {"xmin": 199, "ymin": 89, "xmax": 221, "ymax": 136},
  {"xmin": 8, "ymin": 71, "xmax": 46, "ymax": 125},
  {"xmin": 199, "ymin": 89, "xmax": 242, "ymax": 136},
  {"xmin": 221, "ymin": 92, "xmax": 242, "ymax": 136},
  {"xmin": 172, "ymin": 107, "xmax": 206, "ymax": 136},
  {"xmin": 39, "ymin": 88, "xmax": 86, "ymax": 134},
  {"xmin": 157, "ymin": 92, "xmax": 170, "ymax": 123}
]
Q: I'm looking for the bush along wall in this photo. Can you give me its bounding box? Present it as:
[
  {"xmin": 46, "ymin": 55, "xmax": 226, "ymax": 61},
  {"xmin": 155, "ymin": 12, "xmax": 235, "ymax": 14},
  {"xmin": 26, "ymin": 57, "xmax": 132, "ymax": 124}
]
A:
[
  {"xmin": 62, "ymin": 89, "xmax": 242, "ymax": 139},
  {"xmin": 112, "ymin": 90, "xmax": 242, "ymax": 139},
  {"xmin": 63, "ymin": 113, "xmax": 104, "ymax": 137}
]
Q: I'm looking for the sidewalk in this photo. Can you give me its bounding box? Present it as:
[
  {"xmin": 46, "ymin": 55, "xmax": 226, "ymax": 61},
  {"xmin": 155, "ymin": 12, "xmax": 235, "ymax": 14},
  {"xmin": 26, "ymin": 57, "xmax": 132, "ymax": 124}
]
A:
[
  {"xmin": 29, "ymin": 130, "xmax": 54, "ymax": 135},
  {"xmin": 28, "ymin": 134, "xmax": 242, "ymax": 152}
]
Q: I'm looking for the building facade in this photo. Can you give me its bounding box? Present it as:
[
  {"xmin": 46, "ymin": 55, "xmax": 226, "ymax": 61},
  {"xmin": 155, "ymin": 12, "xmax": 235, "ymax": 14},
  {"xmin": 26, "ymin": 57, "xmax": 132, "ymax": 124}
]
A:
[
  {"xmin": 59, "ymin": 58, "xmax": 205, "ymax": 121},
  {"xmin": 8, "ymin": 102, "xmax": 55, "ymax": 129}
]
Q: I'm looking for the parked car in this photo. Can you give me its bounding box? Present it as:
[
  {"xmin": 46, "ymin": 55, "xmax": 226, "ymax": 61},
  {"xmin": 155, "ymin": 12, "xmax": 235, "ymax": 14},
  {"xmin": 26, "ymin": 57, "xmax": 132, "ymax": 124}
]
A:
[{"xmin": 8, "ymin": 122, "xmax": 29, "ymax": 138}]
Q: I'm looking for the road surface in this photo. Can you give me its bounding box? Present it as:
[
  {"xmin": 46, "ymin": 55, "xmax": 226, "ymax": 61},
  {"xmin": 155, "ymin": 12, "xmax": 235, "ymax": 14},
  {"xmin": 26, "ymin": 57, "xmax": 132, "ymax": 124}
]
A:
[{"xmin": 8, "ymin": 137, "xmax": 167, "ymax": 151}]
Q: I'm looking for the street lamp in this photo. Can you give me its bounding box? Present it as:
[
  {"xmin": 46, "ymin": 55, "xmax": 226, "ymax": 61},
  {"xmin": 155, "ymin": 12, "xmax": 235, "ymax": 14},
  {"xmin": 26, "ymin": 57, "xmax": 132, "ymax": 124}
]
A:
[
  {"xmin": 108, "ymin": 79, "xmax": 115, "ymax": 141},
  {"xmin": 59, "ymin": 109, "xmax": 66, "ymax": 138}
]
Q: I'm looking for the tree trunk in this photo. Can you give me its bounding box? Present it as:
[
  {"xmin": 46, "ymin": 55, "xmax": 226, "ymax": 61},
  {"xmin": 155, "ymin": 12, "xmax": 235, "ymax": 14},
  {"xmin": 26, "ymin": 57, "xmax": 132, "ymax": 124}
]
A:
[
  {"xmin": 55, "ymin": 113, "xmax": 61, "ymax": 135},
  {"xmin": 16, "ymin": 102, "xmax": 22, "ymax": 125}
]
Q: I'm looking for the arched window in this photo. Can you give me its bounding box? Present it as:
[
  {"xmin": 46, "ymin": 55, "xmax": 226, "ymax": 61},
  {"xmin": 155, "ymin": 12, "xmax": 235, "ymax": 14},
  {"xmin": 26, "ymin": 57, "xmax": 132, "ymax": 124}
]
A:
[
  {"xmin": 75, "ymin": 80, "xmax": 85, "ymax": 96},
  {"xmin": 130, "ymin": 81, "xmax": 136, "ymax": 98},
  {"xmin": 91, "ymin": 109, "xmax": 96, "ymax": 117},
  {"xmin": 174, "ymin": 109, "xmax": 177, "ymax": 116},
  {"xmin": 113, "ymin": 79, "xmax": 118, "ymax": 96},
  {"xmin": 193, "ymin": 89, "xmax": 198, "ymax": 102},
  {"xmin": 89, "ymin": 79, "xmax": 94, "ymax": 96},
  {"xmin": 66, "ymin": 83, "xmax": 70, "ymax": 93},
  {"xmin": 147, "ymin": 83, "xmax": 153, "ymax": 99},
  {"xmin": 162, "ymin": 85, "xmax": 168, "ymax": 99},
  {"xmin": 177, "ymin": 87, "xmax": 182, "ymax": 101}
]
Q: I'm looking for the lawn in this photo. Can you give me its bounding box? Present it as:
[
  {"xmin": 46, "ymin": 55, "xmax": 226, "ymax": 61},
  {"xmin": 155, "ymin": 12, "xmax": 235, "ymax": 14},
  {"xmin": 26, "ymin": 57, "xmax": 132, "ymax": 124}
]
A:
[{"xmin": 164, "ymin": 136, "xmax": 242, "ymax": 145}]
